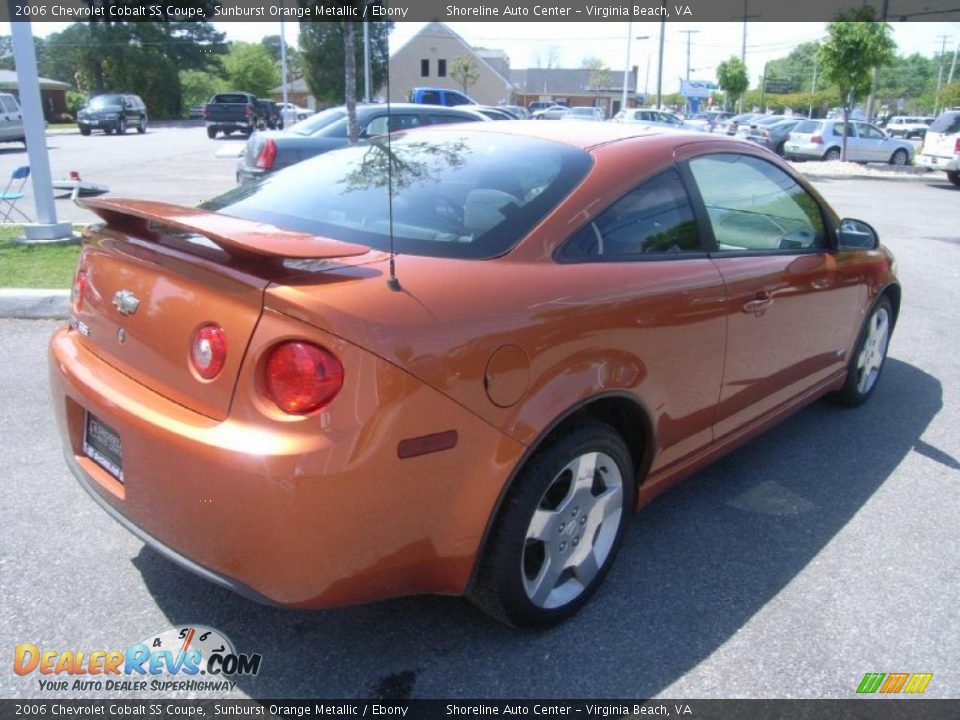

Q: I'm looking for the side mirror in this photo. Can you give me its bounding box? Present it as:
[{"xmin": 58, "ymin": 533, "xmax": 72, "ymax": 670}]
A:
[{"xmin": 837, "ymin": 218, "xmax": 879, "ymax": 250}]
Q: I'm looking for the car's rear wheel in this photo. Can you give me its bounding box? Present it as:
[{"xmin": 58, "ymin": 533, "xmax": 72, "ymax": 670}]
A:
[
  {"xmin": 774, "ymin": 141, "xmax": 786, "ymax": 157},
  {"xmin": 137, "ymin": 116, "xmax": 146, "ymax": 134},
  {"xmin": 824, "ymin": 147, "xmax": 841, "ymax": 161},
  {"xmin": 836, "ymin": 297, "xmax": 893, "ymax": 407},
  {"xmin": 206, "ymin": 127, "xmax": 217, "ymax": 139},
  {"xmin": 469, "ymin": 421, "xmax": 634, "ymax": 627},
  {"xmin": 890, "ymin": 149, "xmax": 909, "ymax": 166},
  {"xmin": 947, "ymin": 171, "xmax": 960, "ymax": 187}
]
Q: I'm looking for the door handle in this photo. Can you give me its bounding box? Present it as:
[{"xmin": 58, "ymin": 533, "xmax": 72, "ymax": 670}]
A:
[{"xmin": 742, "ymin": 291, "xmax": 773, "ymax": 314}]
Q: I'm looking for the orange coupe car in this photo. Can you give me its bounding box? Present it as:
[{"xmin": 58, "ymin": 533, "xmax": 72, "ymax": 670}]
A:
[{"xmin": 50, "ymin": 122, "xmax": 899, "ymax": 627}]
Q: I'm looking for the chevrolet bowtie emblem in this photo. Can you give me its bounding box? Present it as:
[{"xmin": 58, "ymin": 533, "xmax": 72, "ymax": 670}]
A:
[{"xmin": 112, "ymin": 290, "xmax": 140, "ymax": 316}]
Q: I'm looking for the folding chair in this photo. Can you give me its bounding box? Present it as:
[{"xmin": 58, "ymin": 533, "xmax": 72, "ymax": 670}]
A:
[{"xmin": 1, "ymin": 166, "xmax": 31, "ymax": 223}]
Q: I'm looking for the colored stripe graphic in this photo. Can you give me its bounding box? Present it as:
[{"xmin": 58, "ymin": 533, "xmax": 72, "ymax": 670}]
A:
[
  {"xmin": 879, "ymin": 673, "xmax": 910, "ymax": 693},
  {"xmin": 903, "ymin": 673, "xmax": 933, "ymax": 694},
  {"xmin": 857, "ymin": 673, "xmax": 885, "ymax": 694}
]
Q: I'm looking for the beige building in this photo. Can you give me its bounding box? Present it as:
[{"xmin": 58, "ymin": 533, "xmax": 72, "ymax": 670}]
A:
[{"xmin": 383, "ymin": 22, "xmax": 513, "ymax": 105}]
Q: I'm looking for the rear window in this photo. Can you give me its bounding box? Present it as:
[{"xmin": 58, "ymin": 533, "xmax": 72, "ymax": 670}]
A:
[
  {"xmin": 202, "ymin": 131, "xmax": 592, "ymax": 260},
  {"xmin": 211, "ymin": 94, "xmax": 251, "ymax": 104},
  {"xmin": 929, "ymin": 111, "xmax": 960, "ymax": 134},
  {"xmin": 290, "ymin": 107, "xmax": 347, "ymax": 136},
  {"xmin": 793, "ymin": 120, "xmax": 822, "ymax": 134}
]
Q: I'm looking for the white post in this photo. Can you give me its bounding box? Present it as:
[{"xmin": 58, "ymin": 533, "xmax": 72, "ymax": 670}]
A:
[
  {"xmin": 10, "ymin": 20, "xmax": 72, "ymax": 242},
  {"xmin": 621, "ymin": 21, "xmax": 633, "ymax": 114}
]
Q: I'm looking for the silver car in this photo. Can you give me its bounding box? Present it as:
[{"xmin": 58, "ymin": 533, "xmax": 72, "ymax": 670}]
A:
[
  {"xmin": 785, "ymin": 119, "xmax": 915, "ymax": 165},
  {"xmin": 612, "ymin": 108, "xmax": 701, "ymax": 131}
]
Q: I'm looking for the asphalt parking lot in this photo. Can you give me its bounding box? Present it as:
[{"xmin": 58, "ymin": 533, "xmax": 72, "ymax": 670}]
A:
[{"xmin": 0, "ymin": 132, "xmax": 958, "ymax": 701}]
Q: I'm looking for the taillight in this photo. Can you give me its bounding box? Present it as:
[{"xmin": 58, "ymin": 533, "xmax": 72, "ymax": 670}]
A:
[
  {"xmin": 244, "ymin": 105, "xmax": 252, "ymax": 117},
  {"xmin": 190, "ymin": 324, "xmax": 227, "ymax": 380},
  {"xmin": 264, "ymin": 342, "xmax": 344, "ymax": 415},
  {"xmin": 811, "ymin": 134, "xmax": 824, "ymax": 145},
  {"xmin": 201, "ymin": 106, "xmax": 207, "ymax": 119},
  {"xmin": 71, "ymin": 255, "xmax": 88, "ymax": 315},
  {"xmin": 955, "ymin": 138, "xmax": 960, "ymax": 154},
  {"xmin": 255, "ymin": 138, "xmax": 277, "ymax": 170}
]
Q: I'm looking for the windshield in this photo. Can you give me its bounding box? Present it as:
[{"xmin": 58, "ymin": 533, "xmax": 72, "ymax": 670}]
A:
[
  {"xmin": 89, "ymin": 95, "xmax": 123, "ymax": 109},
  {"xmin": 290, "ymin": 107, "xmax": 347, "ymax": 136},
  {"xmin": 202, "ymin": 130, "xmax": 592, "ymax": 260}
]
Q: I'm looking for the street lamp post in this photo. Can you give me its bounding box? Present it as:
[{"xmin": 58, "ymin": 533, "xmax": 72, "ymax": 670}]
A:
[{"xmin": 622, "ymin": 30, "xmax": 650, "ymax": 113}]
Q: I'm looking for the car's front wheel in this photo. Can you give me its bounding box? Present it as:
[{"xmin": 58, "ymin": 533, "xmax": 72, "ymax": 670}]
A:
[
  {"xmin": 79, "ymin": 126, "xmax": 91, "ymax": 136},
  {"xmin": 836, "ymin": 297, "xmax": 893, "ymax": 407},
  {"xmin": 137, "ymin": 116, "xmax": 146, "ymax": 134},
  {"xmin": 890, "ymin": 148, "xmax": 909, "ymax": 166},
  {"xmin": 469, "ymin": 421, "xmax": 634, "ymax": 627},
  {"xmin": 117, "ymin": 117, "xmax": 126, "ymax": 135}
]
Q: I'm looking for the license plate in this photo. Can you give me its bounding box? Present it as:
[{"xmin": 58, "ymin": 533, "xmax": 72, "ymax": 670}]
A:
[
  {"xmin": 84, "ymin": 413, "xmax": 123, "ymax": 482},
  {"xmin": 89, "ymin": 120, "xmax": 99, "ymax": 126}
]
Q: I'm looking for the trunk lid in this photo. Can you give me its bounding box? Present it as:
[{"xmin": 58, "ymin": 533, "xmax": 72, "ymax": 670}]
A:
[{"xmin": 72, "ymin": 199, "xmax": 369, "ymax": 421}]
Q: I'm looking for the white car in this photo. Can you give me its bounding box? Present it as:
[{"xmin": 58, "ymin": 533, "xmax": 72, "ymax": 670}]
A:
[
  {"xmin": 563, "ymin": 106, "xmax": 605, "ymax": 121},
  {"xmin": 277, "ymin": 102, "xmax": 312, "ymax": 127},
  {"xmin": 885, "ymin": 115, "xmax": 934, "ymax": 139},
  {"xmin": 0, "ymin": 93, "xmax": 25, "ymax": 144},
  {"xmin": 917, "ymin": 109, "xmax": 960, "ymax": 186}
]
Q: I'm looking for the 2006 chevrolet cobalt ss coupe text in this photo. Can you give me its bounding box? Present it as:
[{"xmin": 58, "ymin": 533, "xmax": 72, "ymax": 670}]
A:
[{"xmin": 50, "ymin": 122, "xmax": 899, "ymax": 627}]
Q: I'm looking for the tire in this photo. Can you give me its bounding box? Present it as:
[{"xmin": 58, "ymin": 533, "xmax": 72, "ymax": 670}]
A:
[
  {"xmin": 117, "ymin": 118, "xmax": 126, "ymax": 135},
  {"xmin": 775, "ymin": 141, "xmax": 786, "ymax": 157},
  {"xmin": 137, "ymin": 116, "xmax": 146, "ymax": 134},
  {"xmin": 224, "ymin": 129, "xmax": 233, "ymax": 137},
  {"xmin": 104, "ymin": 128, "xmax": 113, "ymax": 135},
  {"xmin": 469, "ymin": 421, "xmax": 635, "ymax": 628},
  {"xmin": 946, "ymin": 171, "xmax": 960, "ymax": 187},
  {"xmin": 824, "ymin": 147, "xmax": 841, "ymax": 161},
  {"xmin": 206, "ymin": 127, "xmax": 217, "ymax": 139},
  {"xmin": 79, "ymin": 126, "xmax": 91, "ymax": 136},
  {"xmin": 835, "ymin": 297, "xmax": 893, "ymax": 407},
  {"xmin": 890, "ymin": 149, "xmax": 909, "ymax": 167}
]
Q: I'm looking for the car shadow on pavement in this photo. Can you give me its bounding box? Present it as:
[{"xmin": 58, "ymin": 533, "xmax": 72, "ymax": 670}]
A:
[{"xmin": 133, "ymin": 357, "xmax": 947, "ymax": 699}]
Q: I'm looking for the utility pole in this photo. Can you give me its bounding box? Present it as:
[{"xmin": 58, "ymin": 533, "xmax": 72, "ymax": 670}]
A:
[
  {"xmin": 865, "ymin": 0, "xmax": 889, "ymax": 123},
  {"xmin": 363, "ymin": 18, "xmax": 372, "ymax": 103},
  {"xmin": 656, "ymin": 5, "xmax": 666, "ymax": 109},
  {"xmin": 949, "ymin": 38, "xmax": 959, "ymax": 85},
  {"xmin": 621, "ymin": 22, "xmax": 634, "ymax": 114},
  {"xmin": 733, "ymin": 0, "xmax": 760, "ymax": 113},
  {"xmin": 935, "ymin": 34, "xmax": 951, "ymax": 115},
  {"xmin": 679, "ymin": 30, "xmax": 699, "ymax": 80},
  {"xmin": 809, "ymin": 55, "xmax": 818, "ymax": 118}
]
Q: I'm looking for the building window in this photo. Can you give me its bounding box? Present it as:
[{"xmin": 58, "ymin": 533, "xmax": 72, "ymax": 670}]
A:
[
  {"xmin": 421, "ymin": 59, "xmax": 429, "ymax": 77},
  {"xmin": 438, "ymin": 59, "xmax": 447, "ymax": 77}
]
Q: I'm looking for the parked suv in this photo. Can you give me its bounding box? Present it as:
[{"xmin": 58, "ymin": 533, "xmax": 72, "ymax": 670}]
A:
[
  {"xmin": 885, "ymin": 116, "xmax": 934, "ymax": 139},
  {"xmin": 0, "ymin": 92, "xmax": 25, "ymax": 144},
  {"xmin": 77, "ymin": 94, "xmax": 147, "ymax": 135},
  {"xmin": 917, "ymin": 109, "xmax": 960, "ymax": 186}
]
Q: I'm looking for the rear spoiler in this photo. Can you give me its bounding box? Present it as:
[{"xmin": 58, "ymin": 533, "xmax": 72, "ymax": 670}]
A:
[{"xmin": 80, "ymin": 198, "xmax": 370, "ymax": 260}]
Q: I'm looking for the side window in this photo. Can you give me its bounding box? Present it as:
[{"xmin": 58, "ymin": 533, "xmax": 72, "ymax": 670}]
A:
[
  {"xmin": 0, "ymin": 96, "xmax": 18, "ymax": 113},
  {"xmin": 857, "ymin": 123, "xmax": 884, "ymax": 139},
  {"xmin": 364, "ymin": 114, "xmax": 422, "ymax": 135},
  {"xmin": 447, "ymin": 92, "xmax": 470, "ymax": 106},
  {"xmin": 832, "ymin": 122, "xmax": 854, "ymax": 137},
  {"xmin": 427, "ymin": 113, "xmax": 471, "ymax": 125},
  {"xmin": 688, "ymin": 153, "xmax": 825, "ymax": 252},
  {"xmin": 558, "ymin": 168, "xmax": 702, "ymax": 261},
  {"xmin": 421, "ymin": 91, "xmax": 441, "ymax": 105}
]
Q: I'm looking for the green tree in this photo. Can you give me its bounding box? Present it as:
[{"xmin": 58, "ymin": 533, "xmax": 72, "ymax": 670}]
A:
[
  {"xmin": 764, "ymin": 41, "xmax": 821, "ymax": 94},
  {"xmin": 717, "ymin": 56, "xmax": 749, "ymax": 110},
  {"xmin": 583, "ymin": 57, "xmax": 612, "ymax": 100},
  {"xmin": 298, "ymin": 16, "xmax": 393, "ymax": 106},
  {"xmin": 180, "ymin": 69, "xmax": 227, "ymax": 113},
  {"xmin": 223, "ymin": 42, "xmax": 280, "ymax": 97},
  {"xmin": 817, "ymin": 14, "xmax": 896, "ymax": 159},
  {"xmin": 450, "ymin": 55, "xmax": 480, "ymax": 96}
]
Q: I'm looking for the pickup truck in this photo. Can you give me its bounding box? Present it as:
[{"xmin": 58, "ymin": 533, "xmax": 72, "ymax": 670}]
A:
[
  {"xmin": 203, "ymin": 92, "xmax": 262, "ymax": 139},
  {"xmin": 409, "ymin": 87, "xmax": 476, "ymax": 107}
]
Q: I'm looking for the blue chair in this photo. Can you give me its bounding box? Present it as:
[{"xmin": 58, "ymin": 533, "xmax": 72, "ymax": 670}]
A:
[{"xmin": 1, "ymin": 166, "xmax": 31, "ymax": 223}]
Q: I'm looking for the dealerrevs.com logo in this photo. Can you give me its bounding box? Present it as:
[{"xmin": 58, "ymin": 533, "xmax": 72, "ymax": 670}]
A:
[{"xmin": 14, "ymin": 626, "xmax": 262, "ymax": 692}]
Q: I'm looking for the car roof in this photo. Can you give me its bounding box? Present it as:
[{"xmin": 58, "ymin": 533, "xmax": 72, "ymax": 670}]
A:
[{"xmin": 413, "ymin": 119, "xmax": 718, "ymax": 151}]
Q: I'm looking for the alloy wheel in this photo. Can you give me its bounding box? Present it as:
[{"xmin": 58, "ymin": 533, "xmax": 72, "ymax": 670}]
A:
[
  {"xmin": 856, "ymin": 306, "xmax": 890, "ymax": 395},
  {"xmin": 522, "ymin": 451, "xmax": 624, "ymax": 609}
]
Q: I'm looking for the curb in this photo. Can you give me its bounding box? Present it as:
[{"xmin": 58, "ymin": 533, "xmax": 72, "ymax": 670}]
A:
[{"xmin": 0, "ymin": 289, "xmax": 70, "ymax": 320}]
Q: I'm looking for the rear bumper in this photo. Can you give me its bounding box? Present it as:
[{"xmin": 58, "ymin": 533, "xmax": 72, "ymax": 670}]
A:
[
  {"xmin": 918, "ymin": 153, "xmax": 959, "ymax": 172},
  {"xmin": 49, "ymin": 314, "xmax": 525, "ymax": 608}
]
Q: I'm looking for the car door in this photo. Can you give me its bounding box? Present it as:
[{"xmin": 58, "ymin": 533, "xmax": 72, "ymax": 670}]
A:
[
  {"xmin": 856, "ymin": 122, "xmax": 891, "ymax": 161},
  {"xmin": 684, "ymin": 152, "xmax": 863, "ymax": 440},
  {"xmin": 831, "ymin": 121, "xmax": 859, "ymax": 159},
  {"xmin": 557, "ymin": 168, "xmax": 727, "ymax": 471},
  {"xmin": 0, "ymin": 94, "xmax": 18, "ymax": 141}
]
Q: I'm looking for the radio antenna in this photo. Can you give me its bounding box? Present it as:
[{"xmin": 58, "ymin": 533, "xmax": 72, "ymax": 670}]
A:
[{"xmin": 383, "ymin": 5, "xmax": 401, "ymax": 292}]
